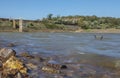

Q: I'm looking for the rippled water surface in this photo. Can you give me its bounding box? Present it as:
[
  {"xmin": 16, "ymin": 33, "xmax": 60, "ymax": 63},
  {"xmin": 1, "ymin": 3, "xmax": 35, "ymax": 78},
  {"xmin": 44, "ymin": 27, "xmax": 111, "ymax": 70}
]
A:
[{"xmin": 0, "ymin": 32, "xmax": 120, "ymax": 58}]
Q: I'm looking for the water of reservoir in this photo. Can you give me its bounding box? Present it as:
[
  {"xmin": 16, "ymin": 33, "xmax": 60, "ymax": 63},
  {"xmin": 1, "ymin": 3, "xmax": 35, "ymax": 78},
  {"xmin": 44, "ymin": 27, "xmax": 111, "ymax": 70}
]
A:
[{"xmin": 0, "ymin": 32, "xmax": 120, "ymax": 58}]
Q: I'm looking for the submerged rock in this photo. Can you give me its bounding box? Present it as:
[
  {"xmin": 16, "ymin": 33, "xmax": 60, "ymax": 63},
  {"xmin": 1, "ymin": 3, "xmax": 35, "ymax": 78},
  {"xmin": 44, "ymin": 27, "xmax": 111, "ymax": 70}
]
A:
[
  {"xmin": 46, "ymin": 60, "xmax": 67, "ymax": 70},
  {"xmin": 26, "ymin": 63, "xmax": 37, "ymax": 69},
  {"xmin": 20, "ymin": 52, "xmax": 34, "ymax": 59},
  {"xmin": 7, "ymin": 43, "xmax": 16, "ymax": 47},
  {"xmin": 41, "ymin": 60, "xmax": 67, "ymax": 74},
  {"xmin": 41, "ymin": 66, "xmax": 60, "ymax": 74},
  {"xmin": 45, "ymin": 63, "xmax": 67, "ymax": 70}
]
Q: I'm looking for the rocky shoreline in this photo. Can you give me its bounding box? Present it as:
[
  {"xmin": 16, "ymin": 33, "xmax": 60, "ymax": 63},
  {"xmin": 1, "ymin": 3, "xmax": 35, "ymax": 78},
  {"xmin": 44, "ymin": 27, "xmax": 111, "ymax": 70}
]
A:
[{"xmin": 0, "ymin": 48, "xmax": 120, "ymax": 78}]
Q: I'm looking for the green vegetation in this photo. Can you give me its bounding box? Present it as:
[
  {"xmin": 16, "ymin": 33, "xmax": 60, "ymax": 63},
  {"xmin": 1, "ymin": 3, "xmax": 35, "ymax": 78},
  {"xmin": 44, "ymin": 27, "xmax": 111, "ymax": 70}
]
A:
[
  {"xmin": 0, "ymin": 19, "xmax": 14, "ymax": 31},
  {"xmin": 0, "ymin": 14, "xmax": 120, "ymax": 32},
  {"xmin": 44, "ymin": 14, "xmax": 120, "ymax": 29}
]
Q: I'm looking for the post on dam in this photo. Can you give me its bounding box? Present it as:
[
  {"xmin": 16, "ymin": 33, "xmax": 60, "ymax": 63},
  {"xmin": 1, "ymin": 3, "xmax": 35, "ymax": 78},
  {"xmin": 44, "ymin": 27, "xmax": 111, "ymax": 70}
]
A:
[
  {"xmin": 12, "ymin": 19, "xmax": 16, "ymax": 29},
  {"xmin": 19, "ymin": 18, "xmax": 23, "ymax": 32}
]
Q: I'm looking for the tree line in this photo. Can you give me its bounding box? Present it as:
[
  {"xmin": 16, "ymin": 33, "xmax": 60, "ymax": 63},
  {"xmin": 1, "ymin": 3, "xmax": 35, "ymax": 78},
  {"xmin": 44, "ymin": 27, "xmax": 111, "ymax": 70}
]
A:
[
  {"xmin": 0, "ymin": 14, "xmax": 120, "ymax": 31},
  {"xmin": 42, "ymin": 14, "xmax": 120, "ymax": 29}
]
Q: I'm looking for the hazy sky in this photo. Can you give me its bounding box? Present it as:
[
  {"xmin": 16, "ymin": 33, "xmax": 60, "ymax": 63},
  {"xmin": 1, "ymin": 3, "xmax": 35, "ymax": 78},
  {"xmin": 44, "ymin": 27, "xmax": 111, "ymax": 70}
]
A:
[{"xmin": 0, "ymin": 0, "xmax": 120, "ymax": 19}]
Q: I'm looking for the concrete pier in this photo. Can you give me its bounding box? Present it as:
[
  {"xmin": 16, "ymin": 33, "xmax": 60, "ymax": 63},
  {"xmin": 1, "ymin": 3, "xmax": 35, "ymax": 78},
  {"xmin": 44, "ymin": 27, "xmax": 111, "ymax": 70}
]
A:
[
  {"xmin": 12, "ymin": 19, "xmax": 16, "ymax": 29},
  {"xmin": 19, "ymin": 19, "xmax": 23, "ymax": 32}
]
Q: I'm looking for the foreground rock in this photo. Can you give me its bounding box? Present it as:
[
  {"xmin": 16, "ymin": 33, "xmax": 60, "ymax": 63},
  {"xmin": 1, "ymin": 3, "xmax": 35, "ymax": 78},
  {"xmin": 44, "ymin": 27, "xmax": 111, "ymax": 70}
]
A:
[
  {"xmin": 0, "ymin": 48, "xmax": 16, "ymax": 62},
  {"xmin": 0, "ymin": 48, "xmax": 28, "ymax": 78},
  {"xmin": 3, "ymin": 56, "xmax": 27, "ymax": 74}
]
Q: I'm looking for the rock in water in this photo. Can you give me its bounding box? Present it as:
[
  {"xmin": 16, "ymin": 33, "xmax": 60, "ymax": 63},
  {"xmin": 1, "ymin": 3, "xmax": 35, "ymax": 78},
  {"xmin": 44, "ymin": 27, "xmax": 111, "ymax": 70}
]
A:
[
  {"xmin": 20, "ymin": 52, "xmax": 34, "ymax": 59},
  {"xmin": 26, "ymin": 63, "xmax": 37, "ymax": 69},
  {"xmin": 41, "ymin": 60, "xmax": 67, "ymax": 74},
  {"xmin": 47, "ymin": 60, "xmax": 67, "ymax": 70},
  {"xmin": 41, "ymin": 66, "xmax": 60, "ymax": 74},
  {"xmin": 0, "ymin": 48, "xmax": 16, "ymax": 62},
  {"xmin": 7, "ymin": 43, "xmax": 16, "ymax": 47}
]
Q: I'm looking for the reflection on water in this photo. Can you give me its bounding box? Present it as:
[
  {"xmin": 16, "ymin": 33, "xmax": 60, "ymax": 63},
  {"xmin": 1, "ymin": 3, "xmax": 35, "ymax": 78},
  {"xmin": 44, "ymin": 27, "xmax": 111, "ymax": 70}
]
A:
[{"xmin": 0, "ymin": 32, "xmax": 120, "ymax": 58}]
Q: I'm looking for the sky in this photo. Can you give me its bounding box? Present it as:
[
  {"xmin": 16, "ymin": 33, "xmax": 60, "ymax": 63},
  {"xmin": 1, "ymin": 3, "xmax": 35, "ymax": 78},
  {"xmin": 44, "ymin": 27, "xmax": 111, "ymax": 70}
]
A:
[{"xmin": 0, "ymin": 0, "xmax": 120, "ymax": 20}]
